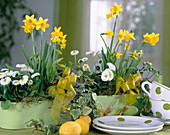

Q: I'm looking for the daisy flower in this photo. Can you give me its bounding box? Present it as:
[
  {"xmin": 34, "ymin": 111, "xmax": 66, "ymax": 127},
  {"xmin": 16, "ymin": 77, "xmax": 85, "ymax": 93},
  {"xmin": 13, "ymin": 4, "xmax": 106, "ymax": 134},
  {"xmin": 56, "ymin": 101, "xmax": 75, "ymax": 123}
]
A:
[
  {"xmin": 85, "ymin": 50, "xmax": 94, "ymax": 55},
  {"xmin": 16, "ymin": 64, "xmax": 27, "ymax": 68},
  {"xmin": 82, "ymin": 57, "xmax": 88, "ymax": 62},
  {"xmin": 19, "ymin": 75, "xmax": 29, "ymax": 85},
  {"xmin": 0, "ymin": 77, "xmax": 11, "ymax": 86},
  {"xmin": 28, "ymin": 80, "xmax": 33, "ymax": 85},
  {"xmin": 101, "ymin": 68, "xmax": 114, "ymax": 81},
  {"xmin": 107, "ymin": 63, "xmax": 116, "ymax": 71},
  {"xmin": 12, "ymin": 80, "xmax": 20, "ymax": 86},
  {"xmin": 5, "ymin": 70, "xmax": 14, "ymax": 76},
  {"xmin": 70, "ymin": 50, "xmax": 79, "ymax": 56},
  {"xmin": 1, "ymin": 68, "xmax": 9, "ymax": 72},
  {"xmin": 0, "ymin": 72, "xmax": 6, "ymax": 79},
  {"xmin": 21, "ymin": 67, "xmax": 34, "ymax": 73},
  {"xmin": 31, "ymin": 73, "xmax": 40, "ymax": 78},
  {"xmin": 83, "ymin": 64, "xmax": 89, "ymax": 71},
  {"xmin": 12, "ymin": 71, "xmax": 20, "ymax": 77}
]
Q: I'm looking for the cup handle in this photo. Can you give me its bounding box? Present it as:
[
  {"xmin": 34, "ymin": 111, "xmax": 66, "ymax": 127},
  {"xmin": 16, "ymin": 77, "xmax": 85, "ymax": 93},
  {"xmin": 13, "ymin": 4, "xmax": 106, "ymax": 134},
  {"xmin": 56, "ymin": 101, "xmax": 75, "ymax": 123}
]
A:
[{"xmin": 141, "ymin": 81, "xmax": 152, "ymax": 98}]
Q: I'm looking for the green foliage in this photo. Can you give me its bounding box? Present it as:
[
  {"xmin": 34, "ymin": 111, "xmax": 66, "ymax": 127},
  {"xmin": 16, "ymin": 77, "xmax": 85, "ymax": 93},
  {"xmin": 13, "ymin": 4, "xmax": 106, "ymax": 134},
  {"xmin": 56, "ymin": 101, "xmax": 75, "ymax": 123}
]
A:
[
  {"xmin": 26, "ymin": 119, "xmax": 59, "ymax": 135},
  {"xmin": 0, "ymin": 0, "xmax": 37, "ymax": 65}
]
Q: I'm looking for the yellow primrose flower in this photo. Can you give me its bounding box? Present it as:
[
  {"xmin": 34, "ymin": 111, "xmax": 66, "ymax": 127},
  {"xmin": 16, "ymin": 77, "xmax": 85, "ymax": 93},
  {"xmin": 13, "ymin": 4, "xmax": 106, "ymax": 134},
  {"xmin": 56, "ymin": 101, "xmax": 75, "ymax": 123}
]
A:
[
  {"xmin": 149, "ymin": 33, "xmax": 159, "ymax": 46},
  {"xmin": 23, "ymin": 15, "xmax": 36, "ymax": 28},
  {"xmin": 124, "ymin": 43, "xmax": 130, "ymax": 50},
  {"xmin": 117, "ymin": 29, "xmax": 125, "ymax": 42},
  {"xmin": 60, "ymin": 44, "xmax": 66, "ymax": 50},
  {"xmin": 124, "ymin": 30, "xmax": 136, "ymax": 42},
  {"xmin": 22, "ymin": 23, "xmax": 34, "ymax": 33},
  {"xmin": 35, "ymin": 17, "xmax": 50, "ymax": 32},
  {"xmin": 110, "ymin": 3, "xmax": 123, "ymax": 16},
  {"xmin": 106, "ymin": 27, "xmax": 114, "ymax": 39},
  {"xmin": 143, "ymin": 33, "xmax": 151, "ymax": 43},
  {"xmin": 133, "ymin": 50, "xmax": 139, "ymax": 61},
  {"xmin": 116, "ymin": 51, "xmax": 122, "ymax": 58}
]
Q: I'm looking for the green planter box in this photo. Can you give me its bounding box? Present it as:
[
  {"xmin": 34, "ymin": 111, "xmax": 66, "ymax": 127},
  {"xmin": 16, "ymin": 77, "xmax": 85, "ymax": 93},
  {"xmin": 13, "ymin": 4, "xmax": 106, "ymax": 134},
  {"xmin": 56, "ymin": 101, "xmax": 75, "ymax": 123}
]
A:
[
  {"xmin": 96, "ymin": 95, "xmax": 126, "ymax": 115},
  {"xmin": 0, "ymin": 101, "xmax": 55, "ymax": 129}
]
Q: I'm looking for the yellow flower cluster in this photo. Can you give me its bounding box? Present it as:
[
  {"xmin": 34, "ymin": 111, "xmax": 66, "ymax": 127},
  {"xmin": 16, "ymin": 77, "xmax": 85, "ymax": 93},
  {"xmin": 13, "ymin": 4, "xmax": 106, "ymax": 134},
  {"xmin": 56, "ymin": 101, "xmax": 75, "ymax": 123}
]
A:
[
  {"xmin": 22, "ymin": 15, "xmax": 49, "ymax": 33},
  {"xmin": 117, "ymin": 29, "xmax": 136, "ymax": 42},
  {"xmin": 50, "ymin": 27, "xmax": 67, "ymax": 50},
  {"xmin": 106, "ymin": 27, "xmax": 114, "ymax": 39},
  {"xmin": 143, "ymin": 33, "xmax": 159, "ymax": 46},
  {"xmin": 106, "ymin": 3, "xmax": 123, "ymax": 20}
]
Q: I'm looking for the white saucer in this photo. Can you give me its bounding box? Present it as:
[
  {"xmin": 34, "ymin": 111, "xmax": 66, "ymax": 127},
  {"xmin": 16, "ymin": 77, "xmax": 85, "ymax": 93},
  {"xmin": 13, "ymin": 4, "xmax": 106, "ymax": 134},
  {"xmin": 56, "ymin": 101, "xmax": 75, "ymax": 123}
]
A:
[
  {"xmin": 93, "ymin": 116, "xmax": 164, "ymax": 131},
  {"xmin": 92, "ymin": 124, "xmax": 163, "ymax": 135}
]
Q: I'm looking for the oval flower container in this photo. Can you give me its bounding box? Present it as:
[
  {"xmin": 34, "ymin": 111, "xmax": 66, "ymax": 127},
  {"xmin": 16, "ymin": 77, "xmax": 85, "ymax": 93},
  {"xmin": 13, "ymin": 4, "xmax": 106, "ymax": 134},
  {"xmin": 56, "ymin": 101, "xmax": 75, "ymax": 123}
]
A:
[{"xmin": 0, "ymin": 101, "xmax": 55, "ymax": 129}]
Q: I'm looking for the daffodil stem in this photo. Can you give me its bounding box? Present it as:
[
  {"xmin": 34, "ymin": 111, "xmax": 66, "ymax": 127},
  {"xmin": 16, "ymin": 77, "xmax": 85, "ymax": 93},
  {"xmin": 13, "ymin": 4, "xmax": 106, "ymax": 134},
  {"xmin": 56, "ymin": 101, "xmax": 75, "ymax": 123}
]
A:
[
  {"xmin": 113, "ymin": 41, "xmax": 119, "ymax": 52},
  {"xmin": 110, "ymin": 17, "xmax": 118, "ymax": 52},
  {"xmin": 137, "ymin": 42, "xmax": 145, "ymax": 52},
  {"xmin": 31, "ymin": 31, "xmax": 37, "ymax": 71},
  {"xmin": 39, "ymin": 31, "xmax": 43, "ymax": 71}
]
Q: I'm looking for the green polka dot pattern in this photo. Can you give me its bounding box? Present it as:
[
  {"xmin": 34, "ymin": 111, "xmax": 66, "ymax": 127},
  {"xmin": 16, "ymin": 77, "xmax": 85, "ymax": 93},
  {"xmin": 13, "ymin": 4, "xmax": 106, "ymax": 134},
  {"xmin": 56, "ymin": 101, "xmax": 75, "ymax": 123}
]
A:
[
  {"xmin": 156, "ymin": 112, "xmax": 162, "ymax": 118},
  {"xmin": 163, "ymin": 103, "xmax": 170, "ymax": 110},
  {"xmin": 117, "ymin": 117, "xmax": 125, "ymax": 122},
  {"xmin": 144, "ymin": 120, "xmax": 152, "ymax": 124},
  {"xmin": 155, "ymin": 87, "xmax": 161, "ymax": 94}
]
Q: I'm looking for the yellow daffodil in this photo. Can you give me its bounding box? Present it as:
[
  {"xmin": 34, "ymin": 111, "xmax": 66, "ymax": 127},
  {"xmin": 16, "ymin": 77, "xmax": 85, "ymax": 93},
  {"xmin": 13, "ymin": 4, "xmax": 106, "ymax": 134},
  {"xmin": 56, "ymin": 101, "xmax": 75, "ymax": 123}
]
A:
[
  {"xmin": 35, "ymin": 17, "xmax": 50, "ymax": 32},
  {"xmin": 51, "ymin": 26, "xmax": 63, "ymax": 43},
  {"xmin": 106, "ymin": 13, "xmax": 112, "ymax": 19},
  {"xmin": 22, "ymin": 23, "xmax": 34, "ymax": 33},
  {"xmin": 110, "ymin": 3, "xmax": 123, "ymax": 16},
  {"xmin": 106, "ymin": 27, "xmax": 114, "ymax": 39},
  {"xmin": 106, "ymin": 3, "xmax": 122, "ymax": 19},
  {"xmin": 149, "ymin": 33, "xmax": 159, "ymax": 46},
  {"xmin": 143, "ymin": 33, "xmax": 151, "ymax": 43},
  {"xmin": 124, "ymin": 43, "xmax": 130, "ymax": 50},
  {"xmin": 133, "ymin": 50, "xmax": 139, "ymax": 61},
  {"xmin": 117, "ymin": 29, "xmax": 125, "ymax": 42},
  {"xmin": 23, "ymin": 15, "xmax": 36, "ymax": 28},
  {"xmin": 124, "ymin": 30, "xmax": 136, "ymax": 42},
  {"xmin": 60, "ymin": 44, "xmax": 66, "ymax": 50},
  {"xmin": 116, "ymin": 51, "xmax": 122, "ymax": 58},
  {"xmin": 61, "ymin": 34, "xmax": 67, "ymax": 44},
  {"xmin": 143, "ymin": 32, "xmax": 159, "ymax": 46}
]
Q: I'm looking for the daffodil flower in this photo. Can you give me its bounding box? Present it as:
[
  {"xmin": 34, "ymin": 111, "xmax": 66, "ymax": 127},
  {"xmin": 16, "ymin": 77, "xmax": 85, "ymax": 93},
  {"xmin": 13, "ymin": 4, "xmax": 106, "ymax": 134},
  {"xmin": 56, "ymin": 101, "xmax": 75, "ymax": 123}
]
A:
[
  {"xmin": 35, "ymin": 17, "xmax": 50, "ymax": 32},
  {"xmin": 106, "ymin": 27, "xmax": 114, "ymax": 39},
  {"xmin": 117, "ymin": 29, "xmax": 125, "ymax": 42},
  {"xmin": 116, "ymin": 51, "xmax": 122, "ymax": 58}
]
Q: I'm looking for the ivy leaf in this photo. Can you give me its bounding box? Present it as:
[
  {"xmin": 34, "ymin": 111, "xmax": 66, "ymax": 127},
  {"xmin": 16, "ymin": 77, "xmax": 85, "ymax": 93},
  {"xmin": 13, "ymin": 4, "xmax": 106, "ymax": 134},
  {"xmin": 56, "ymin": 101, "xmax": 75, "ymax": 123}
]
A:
[
  {"xmin": 82, "ymin": 106, "xmax": 92, "ymax": 115},
  {"xmin": 77, "ymin": 97, "xmax": 86, "ymax": 106},
  {"xmin": 49, "ymin": 125, "xmax": 59, "ymax": 134},
  {"xmin": 70, "ymin": 109, "xmax": 81, "ymax": 120},
  {"xmin": 44, "ymin": 125, "xmax": 50, "ymax": 135},
  {"xmin": 1, "ymin": 100, "xmax": 11, "ymax": 110}
]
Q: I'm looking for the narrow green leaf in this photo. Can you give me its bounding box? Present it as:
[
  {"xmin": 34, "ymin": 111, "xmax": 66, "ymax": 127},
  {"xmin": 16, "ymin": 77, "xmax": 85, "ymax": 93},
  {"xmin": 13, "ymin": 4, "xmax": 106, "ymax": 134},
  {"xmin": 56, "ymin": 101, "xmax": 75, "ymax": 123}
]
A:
[{"xmin": 21, "ymin": 44, "xmax": 32, "ymax": 67}]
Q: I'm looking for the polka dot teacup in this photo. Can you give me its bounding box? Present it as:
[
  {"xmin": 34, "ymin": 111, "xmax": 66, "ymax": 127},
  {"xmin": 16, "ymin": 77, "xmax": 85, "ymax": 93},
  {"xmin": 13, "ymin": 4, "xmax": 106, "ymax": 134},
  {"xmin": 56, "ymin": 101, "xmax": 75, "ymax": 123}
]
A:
[
  {"xmin": 141, "ymin": 81, "xmax": 170, "ymax": 101},
  {"xmin": 150, "ymin": 99, "xmax": 170, "ymax": 120}
]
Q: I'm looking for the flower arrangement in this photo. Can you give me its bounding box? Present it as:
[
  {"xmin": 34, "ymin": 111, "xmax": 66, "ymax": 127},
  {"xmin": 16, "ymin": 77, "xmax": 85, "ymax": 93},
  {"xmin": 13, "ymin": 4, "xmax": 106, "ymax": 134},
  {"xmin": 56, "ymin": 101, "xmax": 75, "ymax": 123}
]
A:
[
  {"xmin": 0, "ymin": 15, "xmax": 67, "ymax": 109},
  {"xmin": 69, "ymin": 3, "xmax": 161, "ymax": 105}
]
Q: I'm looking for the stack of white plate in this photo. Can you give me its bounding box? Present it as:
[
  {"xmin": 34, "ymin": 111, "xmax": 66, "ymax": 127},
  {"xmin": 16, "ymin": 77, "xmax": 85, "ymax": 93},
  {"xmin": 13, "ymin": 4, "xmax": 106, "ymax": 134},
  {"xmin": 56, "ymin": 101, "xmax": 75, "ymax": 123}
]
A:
[{"xmin": 93, "ymin": 116, "xmax": 164, "ymax": 135}]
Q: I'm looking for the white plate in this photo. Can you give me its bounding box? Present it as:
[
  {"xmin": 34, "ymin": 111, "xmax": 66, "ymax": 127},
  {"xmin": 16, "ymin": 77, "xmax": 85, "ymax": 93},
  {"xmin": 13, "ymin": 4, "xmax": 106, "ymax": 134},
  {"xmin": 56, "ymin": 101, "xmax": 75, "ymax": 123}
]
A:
[
  {"xmin": 92, "ymin": 124, "xmax": 163, "ymax": 135},
  {"xmin": 140, "ymin": 113, "xmax": 170, "ymax": 126},
  {"xmin": 93, "ymin": 116, "xmax": 164, "ymax": 131}
]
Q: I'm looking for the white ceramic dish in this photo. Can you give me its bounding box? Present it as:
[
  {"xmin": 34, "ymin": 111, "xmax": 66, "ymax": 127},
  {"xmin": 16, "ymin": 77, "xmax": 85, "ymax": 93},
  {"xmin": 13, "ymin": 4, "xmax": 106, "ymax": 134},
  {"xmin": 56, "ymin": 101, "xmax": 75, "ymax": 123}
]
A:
[
  {"xmin": 93, "ymin": 116, "xmax": 164, "ymax": 131},
  {"xmin": 92, "ymin": 124, "xmax": 163, "ymax": 135}
]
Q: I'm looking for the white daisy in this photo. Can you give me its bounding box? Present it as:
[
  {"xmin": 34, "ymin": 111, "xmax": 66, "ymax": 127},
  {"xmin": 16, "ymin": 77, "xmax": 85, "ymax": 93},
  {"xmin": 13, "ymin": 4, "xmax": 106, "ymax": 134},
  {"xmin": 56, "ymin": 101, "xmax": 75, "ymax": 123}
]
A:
[
  {"xmin": 5, "ymin": 70, "xmax": 14, "ymax": 76},
  {"xmin": 31, "ymin": 73, "xmax": 40, "ymax": 78},
  {"xmin": 93, "ymin": 50, "xmax": 100, "ymax": 56},
  {"xmin": 85, "ymin": 50, "xmax": 94, "ymax": 55},
  {"xmin": 21, "ymin": 67, "xmax": 34, "ymax": 73},
  {"xmin": 1, "ymin": 68, "xmax": 9, "ymax": 72},
  {"xmin": 83, "ymin": 64, "xmax": 89, "ymax": 71},
  {"xmin": 12, "ymin": 80, "xmax": 20, "ymax": 86},
  {"xmin": 12, "ymin": 71, "xmax": 20, "ymax": 77},
  {"xmin": 82, "ymin": 57, "xmax": 88, "ymax": 62},
  {"xmin": 78, "ymin": 70, "xmax": 83, "ymax": 76},
  {"xmin": 16, "ymin": 64, "xmax": 27, "ymax": 68},
  {"xmin": 0, "ymin": 72, "xmax": 6, "ymax": 79},
  {"xmin": 101, "ymin": 68, "xmax": 114, "ymax": 81},
  {"xmin": 19, "ymin": 75, "xmax": 29, "ymax": 85},
  {"xmin": 28, "ymin": 79, "xmax": 33, "ymax": 85},
  {"xmin": 78, "ymin": 59, "xmax": 83, "ymax": 64},
  {"xmin": 0, "ymin": 77, "xmax": 11, "ymax": 85},
  {"xmin": 70, "ymin": 50, "xmax": 79, "ymax": 56},
  {"xmin": 107, "ymin": 63, "xmax": 116, "ymax": 71}
]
